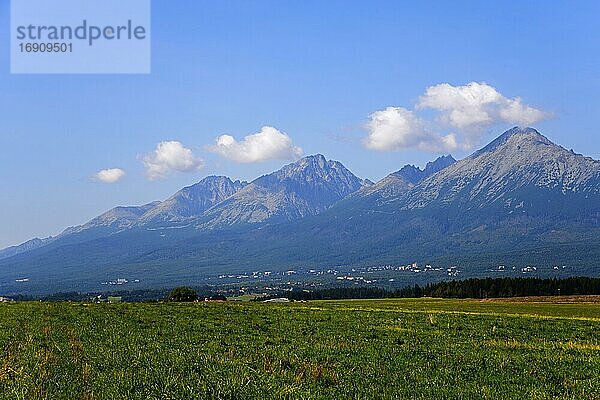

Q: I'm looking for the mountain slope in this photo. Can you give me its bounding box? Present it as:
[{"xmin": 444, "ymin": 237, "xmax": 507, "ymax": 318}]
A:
[
  {"xmin": 396, "ymin": 127, "xmax": 600, "ymax": 221},
  {"xmin": 302, "ymin": 127, "xmax": 600, "ymax": 254},
  {"xmin": 0, "ymin": 154, "xmax": 368, "ymax": 265},
  {"xmin": 198, "ymin": 154, "xmax": 369, "ymax": 227},
  {"xmin": 0, "ymin": 201, "xmax": 162, "ymax": 261},
  {"xmin": 62, "ymin": 202, "xmax": 161, "ymax": 235},
  {"xmin": 138, "ymin": 176, "xmax": 247, "ymax": 224},
  {"xmin": 0, "ymin": 237, "xmax": 53, "ymax": 261},
  {"xmin": 0, "ymin": 177, "xmax": 247, "ymax": 260}
]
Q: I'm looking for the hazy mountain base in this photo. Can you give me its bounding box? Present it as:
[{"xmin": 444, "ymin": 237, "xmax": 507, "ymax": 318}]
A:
[{"xmin": 0, "ymin": 215, "xmax": 598, "ymax": 295}]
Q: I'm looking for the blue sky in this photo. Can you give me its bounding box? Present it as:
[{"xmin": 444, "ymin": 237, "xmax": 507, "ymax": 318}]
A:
[{"xmin": 1, "ymin": 0, "xmax": 600, "ymax": 248}]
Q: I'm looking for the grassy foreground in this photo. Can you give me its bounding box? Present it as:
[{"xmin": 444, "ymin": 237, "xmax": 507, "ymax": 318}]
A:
[{"xmin": 0, "ymin": 298, "xmax": 599, "ymax": 399}]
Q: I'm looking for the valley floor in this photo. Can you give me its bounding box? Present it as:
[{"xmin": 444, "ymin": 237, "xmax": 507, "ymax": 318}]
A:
[{"xmin": 0, "ymin": 298, "xmax": 599, "ymax": 399}]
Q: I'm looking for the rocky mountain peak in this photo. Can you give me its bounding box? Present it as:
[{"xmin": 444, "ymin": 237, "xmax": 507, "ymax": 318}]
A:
[
  {"xmin": 199, "ymin": 155, "xmax": 368, "ymax": 227},
  {"xmin": 392, "ymin": 165, "xmax": 422, "ymax": 185},
  {"xmin": 254, "ymin": 154, "xmax": 365, "ymax": 190},
  {"xmin": 424, "ymin": 155, "xmax": 457, "ymax": 176},
  {"xmin": 472, "ymin": 126, "xmax": 551, "ymax": 158},
  {"xmin": 400, "ymin": 127, "xmax": 600, "ymax": 211},
  {"xmin": 392, "ymin": 155, "xmax": 457, "ymax": 184},
  {"xmin": 273, "ymin": 154, "xmax": 337, "ymax": 177},
  {"xmin": 298, "ymin": 153, "xmax": 327, "ymax": 168},
  {"xmin": 361, "ymin": 155, "xmax": 457, "ymax": 198},
  {"xmin": 183, "ymin": 175, "xmax": 247, "ymax": 194}
]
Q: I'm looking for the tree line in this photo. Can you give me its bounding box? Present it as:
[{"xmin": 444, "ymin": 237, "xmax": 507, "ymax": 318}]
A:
[{"xmin": 263, "ymin": 277, "xmax": 600, "ymax": 300}]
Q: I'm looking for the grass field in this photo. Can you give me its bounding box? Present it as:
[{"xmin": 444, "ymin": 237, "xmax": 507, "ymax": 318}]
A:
[{"xmin": 0, "ymin": 298, "xmax": 599, "ymax": 399}]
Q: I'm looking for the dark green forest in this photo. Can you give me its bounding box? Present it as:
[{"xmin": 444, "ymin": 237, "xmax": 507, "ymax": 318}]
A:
[{"xmin": 265, "ymin": 277, "xmax": 600, "ymax": 301}]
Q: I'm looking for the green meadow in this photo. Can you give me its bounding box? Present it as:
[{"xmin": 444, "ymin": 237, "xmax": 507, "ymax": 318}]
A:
[{"xmin": 0, "ymin": 298, "xmax": 599, "ymax": 399}]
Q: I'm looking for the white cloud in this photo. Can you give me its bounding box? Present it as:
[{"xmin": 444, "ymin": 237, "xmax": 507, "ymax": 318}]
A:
[
  {"xmin": 207, "ymin": 126, "xmax": 303, "ymax": 163},
  {"xmin": 142, "ymin": 141, "xmax": 204, "ymax": 180},
  {"xmin": 363, "ymin": 107, "xmax": 460, "ymax": 152},
  {"xmin": 499, "ymin": 97, "xmax": 547, "ymax": 126},
  {"xmin": 95, "ymin": 168, "xmax": 126, "ymax": 184},
  {"xmin": 363, "ymin": 82, "xmax": 548, "ymax": 153},
  {"xmin": 417, "ymin": 82, "xmax": 547, "ymax": 131}
]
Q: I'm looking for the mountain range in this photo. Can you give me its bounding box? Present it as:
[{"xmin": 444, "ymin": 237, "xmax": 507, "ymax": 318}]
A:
[{"xmin": 1, "ymin": 127, "xmax": 599, "ymax": 294}]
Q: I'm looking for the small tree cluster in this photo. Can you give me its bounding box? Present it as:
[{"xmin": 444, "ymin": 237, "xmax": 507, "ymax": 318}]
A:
[{"xmin": 168, "ymin": 286, "xmax": 198, "ymax": 302}]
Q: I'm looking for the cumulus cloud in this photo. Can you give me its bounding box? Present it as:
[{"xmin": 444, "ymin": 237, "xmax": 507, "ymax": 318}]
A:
[
  {"xmin": 94, "ymin": 168, "xmax": 126, "ymax": 184},
  {"xmin": 142, "ymin": 141, "xmax": 204, "ymax": 180},
  {"xmin": 363, "ymin": 82, "xmax": 548, "ymax": 152},
  {"xmin": 418, "ymin": 82, "xmax": 547, "ymax": 131},
  {"xmin": 498, "ymin": 97, "xmax": 547, "ymax": 126},
  {"xmin": 363, "ymin": 107, "xmax": 460, "ymax": 152},
  {"xmin": 207, "ymin": 126, "xmax": 303, "ymax": 163}
]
